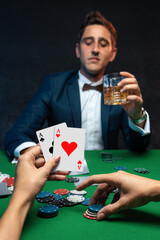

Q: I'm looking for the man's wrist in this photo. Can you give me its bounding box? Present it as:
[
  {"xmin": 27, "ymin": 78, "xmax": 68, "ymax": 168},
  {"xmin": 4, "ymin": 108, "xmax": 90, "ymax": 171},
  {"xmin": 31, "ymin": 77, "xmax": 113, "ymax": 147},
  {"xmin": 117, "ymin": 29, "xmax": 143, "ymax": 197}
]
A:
[{"xmin": 129, "ymin": 108, "xmax": 147, "ymax": 125}]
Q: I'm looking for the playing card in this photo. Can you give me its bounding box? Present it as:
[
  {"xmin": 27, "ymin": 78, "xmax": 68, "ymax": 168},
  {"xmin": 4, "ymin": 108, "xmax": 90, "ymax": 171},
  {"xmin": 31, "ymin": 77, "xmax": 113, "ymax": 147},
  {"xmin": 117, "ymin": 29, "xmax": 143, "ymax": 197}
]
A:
[
  {"xmin": 53, "ymin": 127, "xmax": 85, "ymax": 171},
  {"xmin": 36, "ymin": 123, "xmax": 67, "ymax": 161},
  {"xmin": 0, "ymin": 182, "xmax": 12, "ymax": 196}
]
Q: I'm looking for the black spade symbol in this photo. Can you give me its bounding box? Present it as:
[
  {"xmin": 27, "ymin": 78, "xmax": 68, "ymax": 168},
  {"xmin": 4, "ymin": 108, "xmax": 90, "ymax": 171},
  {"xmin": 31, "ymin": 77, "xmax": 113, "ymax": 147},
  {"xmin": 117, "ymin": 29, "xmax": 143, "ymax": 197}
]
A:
[{"xmin": 49, "ymin": 141, "xmax": 54, "ymax": 154}]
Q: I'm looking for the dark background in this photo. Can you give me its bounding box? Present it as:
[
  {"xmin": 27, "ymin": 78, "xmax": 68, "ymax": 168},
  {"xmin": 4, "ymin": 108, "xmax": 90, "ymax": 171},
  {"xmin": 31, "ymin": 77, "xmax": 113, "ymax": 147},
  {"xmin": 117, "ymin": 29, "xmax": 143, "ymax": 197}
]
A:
[{"xmin": 0, "ymin": 1, "xmax": 160, "ymax": 151}]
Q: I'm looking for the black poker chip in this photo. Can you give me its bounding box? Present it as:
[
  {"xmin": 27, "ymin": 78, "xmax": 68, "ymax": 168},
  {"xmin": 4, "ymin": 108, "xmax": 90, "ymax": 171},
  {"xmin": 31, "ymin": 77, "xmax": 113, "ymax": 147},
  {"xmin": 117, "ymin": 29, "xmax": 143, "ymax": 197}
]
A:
[
  {"xmin": 49, "ymin": 199, "xmax": 64, "ymax": 208},
  {"xmin": 65, "ymin": 177, "xmax": 80, "ymax": 183},
  {"xmin": 37, "ymin": 195, "xmax": 55, "ymax": 203},
  {"xmin": 59, "ymin": 198, "xmax": 77, "ymax": 206},
  {"xmin": 37, "ymin": 205, "xmax": 59, "ymax": 218}
]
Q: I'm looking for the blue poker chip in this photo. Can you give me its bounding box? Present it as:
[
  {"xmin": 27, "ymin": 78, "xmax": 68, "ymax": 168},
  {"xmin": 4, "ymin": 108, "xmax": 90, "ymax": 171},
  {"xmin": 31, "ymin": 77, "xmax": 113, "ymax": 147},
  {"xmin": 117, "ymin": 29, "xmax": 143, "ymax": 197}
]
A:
[
  {"xmin": 81, "ymin": 198, "xmax": 91, "ymax": 206},
  {"xmin": 36, "ymin": 191, "xmax": 52, "ymax": 199},
  {"xmin": 53, "ymin": 193, "xmax": 63, "ymax": 200},
  {"xmin": 37, "ymin": 205, "xmax": 59, "ymax": 218},
  {"xmin": 114, "ymin": 166, "xmax": 127, "ymax": 170},
  {"xmin": 88, "ymin": 204, "xmax": 105, "ymax": 213}
]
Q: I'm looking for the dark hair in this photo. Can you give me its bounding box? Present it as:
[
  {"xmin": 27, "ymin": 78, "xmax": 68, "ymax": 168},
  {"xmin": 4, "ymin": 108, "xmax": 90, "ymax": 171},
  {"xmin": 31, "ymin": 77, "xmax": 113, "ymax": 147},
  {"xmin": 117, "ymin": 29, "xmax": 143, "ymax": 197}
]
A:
[{"xmin": 78, "ymin": 11, "xmax": 117, "ymax": 47}]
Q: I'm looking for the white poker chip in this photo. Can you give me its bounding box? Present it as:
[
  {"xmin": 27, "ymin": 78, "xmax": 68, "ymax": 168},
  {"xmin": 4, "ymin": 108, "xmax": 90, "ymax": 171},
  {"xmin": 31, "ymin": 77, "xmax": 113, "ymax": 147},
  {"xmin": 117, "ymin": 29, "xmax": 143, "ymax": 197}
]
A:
[
  {"xmin": 0, "ymin": 174, "xmax": 10, "ymax": 182},
  {"xmin": 67, "ymin": 195, "xmax": 85, "ymax": 203},
  {"xmin": 86, "ymin": 209, "xmax": 97, "ymax": 217},
  {"xmin": 70, "ymin": 189, "xmax": 87, "ymax": 195},
  {"xmin": 8, "ymin": 186, "xmax": 14, "ymax": 192}
]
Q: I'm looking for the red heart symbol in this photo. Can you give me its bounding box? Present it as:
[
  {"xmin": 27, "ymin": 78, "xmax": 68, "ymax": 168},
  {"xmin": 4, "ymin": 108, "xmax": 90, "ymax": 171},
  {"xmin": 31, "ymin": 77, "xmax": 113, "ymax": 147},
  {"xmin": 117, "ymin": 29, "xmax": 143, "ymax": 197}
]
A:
[
  {"xmin": 56, "ymin": 134, "xmax": 60, "ymax": 138},
  {"xmin": 61, "ymin": 141, "xmax": 77, "ymax": 156}
]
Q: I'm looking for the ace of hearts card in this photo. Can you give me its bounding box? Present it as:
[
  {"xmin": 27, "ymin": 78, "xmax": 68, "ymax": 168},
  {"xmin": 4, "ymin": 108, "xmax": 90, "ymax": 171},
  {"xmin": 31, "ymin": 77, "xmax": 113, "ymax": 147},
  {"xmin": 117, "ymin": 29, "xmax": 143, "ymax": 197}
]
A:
[{"xmin": 53, "ymin": 127, "xmax": 85, "ymax": 172}]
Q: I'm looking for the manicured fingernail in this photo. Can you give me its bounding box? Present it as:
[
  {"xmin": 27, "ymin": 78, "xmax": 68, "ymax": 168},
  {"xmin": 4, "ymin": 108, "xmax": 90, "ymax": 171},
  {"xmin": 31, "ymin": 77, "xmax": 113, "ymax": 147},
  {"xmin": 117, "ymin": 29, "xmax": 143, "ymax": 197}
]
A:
[
  {"xmin": 97, "ymin": 213, "xmax": 105, "ymax": 220},
  {"xmin": 54, "ymin": 155, "xmax": 60, "ymax": 163}
]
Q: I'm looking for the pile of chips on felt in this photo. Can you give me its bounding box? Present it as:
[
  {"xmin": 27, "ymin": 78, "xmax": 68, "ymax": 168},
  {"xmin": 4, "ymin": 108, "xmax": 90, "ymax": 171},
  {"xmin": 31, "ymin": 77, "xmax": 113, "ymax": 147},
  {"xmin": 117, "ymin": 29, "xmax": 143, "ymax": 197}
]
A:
[{"xmin": 36, "ymin": 187, "xmax": 89, "ymax": 218}]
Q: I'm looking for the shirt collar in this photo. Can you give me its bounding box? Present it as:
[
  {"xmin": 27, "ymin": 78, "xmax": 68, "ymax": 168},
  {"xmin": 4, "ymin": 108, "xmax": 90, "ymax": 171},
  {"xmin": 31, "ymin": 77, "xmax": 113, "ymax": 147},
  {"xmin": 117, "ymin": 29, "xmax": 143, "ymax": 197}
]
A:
[{"xmin": 78, "ymin": 71, "xmax": 103, "ymax": 88}]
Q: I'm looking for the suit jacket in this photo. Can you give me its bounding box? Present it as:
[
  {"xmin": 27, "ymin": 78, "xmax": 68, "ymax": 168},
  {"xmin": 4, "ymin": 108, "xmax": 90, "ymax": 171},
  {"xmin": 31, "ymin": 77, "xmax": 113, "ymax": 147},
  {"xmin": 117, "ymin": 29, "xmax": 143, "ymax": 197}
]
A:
[{"xmin": 5, "ymin": 69, "xmax": 150, "ymax": 160}]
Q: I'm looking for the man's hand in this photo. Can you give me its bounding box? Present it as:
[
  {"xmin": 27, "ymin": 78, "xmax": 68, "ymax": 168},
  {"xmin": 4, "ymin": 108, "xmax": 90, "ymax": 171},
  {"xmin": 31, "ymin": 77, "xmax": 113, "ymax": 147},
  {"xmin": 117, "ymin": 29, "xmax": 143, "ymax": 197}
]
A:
[{"xmin": 118, "ymin": 72, "xmax": 145, "ymax": 127}]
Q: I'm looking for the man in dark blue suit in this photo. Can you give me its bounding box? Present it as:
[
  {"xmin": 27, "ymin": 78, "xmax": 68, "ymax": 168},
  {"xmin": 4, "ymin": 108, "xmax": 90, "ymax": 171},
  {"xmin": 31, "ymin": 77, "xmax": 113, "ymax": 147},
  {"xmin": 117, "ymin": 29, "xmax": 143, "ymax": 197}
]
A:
[{"xmin": 5, "ymin": 11, "xmax": 150, "ymax": 161}]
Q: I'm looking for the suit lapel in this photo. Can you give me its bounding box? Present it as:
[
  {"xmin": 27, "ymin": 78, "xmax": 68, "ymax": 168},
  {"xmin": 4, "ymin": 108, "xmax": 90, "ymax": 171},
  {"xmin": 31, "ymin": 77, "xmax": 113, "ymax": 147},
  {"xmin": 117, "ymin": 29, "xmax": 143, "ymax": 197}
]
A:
[
  {"xmin": 67, "ymin": 73, "xmax": 81, "ymax": 128},
  {"xmin": 101, "ymin": 91, "xmax": 110, "ymax": 148}
]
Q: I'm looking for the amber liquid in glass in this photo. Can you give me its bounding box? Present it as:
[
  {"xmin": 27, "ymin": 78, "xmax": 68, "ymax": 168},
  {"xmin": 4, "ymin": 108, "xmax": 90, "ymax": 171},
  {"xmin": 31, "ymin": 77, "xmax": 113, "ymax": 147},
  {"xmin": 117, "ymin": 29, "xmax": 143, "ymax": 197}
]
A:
[{"xmin": 104, "ymin": 86, "xmax": 128, "ymax": 105}]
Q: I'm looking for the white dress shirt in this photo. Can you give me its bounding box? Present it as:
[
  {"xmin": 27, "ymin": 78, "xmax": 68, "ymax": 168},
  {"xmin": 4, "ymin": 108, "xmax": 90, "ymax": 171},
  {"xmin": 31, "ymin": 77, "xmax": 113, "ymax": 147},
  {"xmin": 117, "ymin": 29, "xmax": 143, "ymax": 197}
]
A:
[{"xmin": 78, "ymin": 72, "xmax": 104, "ymax": 150}]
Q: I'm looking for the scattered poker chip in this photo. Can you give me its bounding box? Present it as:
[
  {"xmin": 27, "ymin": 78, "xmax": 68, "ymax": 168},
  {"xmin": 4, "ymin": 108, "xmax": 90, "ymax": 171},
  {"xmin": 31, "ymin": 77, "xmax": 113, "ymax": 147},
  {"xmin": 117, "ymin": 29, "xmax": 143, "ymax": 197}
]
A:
[
  {"xmin": 37, "ymin": 205, "xmax": 59, "ymax": 218},
  {"xmin": 70, "ymin": 189, "xmax": 87, "ymax": 195},
  {"xmin": 37, "ymin": 195, "xmax": 55, "ymax": 203},
  {"xmin": 49, "ymin": 200, "xmax": 64, "ymax": 208},
  {"xmin": 81, "ymin": 198, "xmax": 91, "ymax": 206},
  {"xmin": 88, "ymin": 204, "xmax": 105, "ymax": 213},
  {"xmin": 3, "ymin": 177, "xmax": 14, "ymax": 187},
  {"xmin": 53, "ymin": 193, "xmax": 63, "ymax": 200},
  {"xmin": 65, "ymin": 177, "xmax": 80, "ymax": 183},
  {"xmin": 59, "ymin": 198, "xmax": 77, "ymax": 206},
  {"xmin": 53, "ymin": 189, "xmax": 70, "ymax": 195},
  {"xmin": 8, "ymin": 186, "xmax": 14, "ymax": 192},
  {"xmin": 66, "ymin": 194, "xmax": 85, "ymax": 203},
  {"xmin": 134, "ymin": 168, "xmax": 150, "ymax": 174},
  {"xmin": 36, "ymin": 191, "xmax": 52, "ymax": 199},
  {"xmin": 103, "ymin": 159, "xmax": 115, "ymax": 163},
  {"xmin": 114, "ymin": 166, "xmax": 127, "ymax": 170},
  {"xmin": 83, "ymin": 211, "xmax": 97, "ymax": 220}
]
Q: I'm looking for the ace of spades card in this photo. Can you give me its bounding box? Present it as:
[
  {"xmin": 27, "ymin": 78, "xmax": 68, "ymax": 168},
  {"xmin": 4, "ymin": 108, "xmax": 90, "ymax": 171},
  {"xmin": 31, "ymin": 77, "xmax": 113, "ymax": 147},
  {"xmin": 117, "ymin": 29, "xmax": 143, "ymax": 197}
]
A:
[
  {"xmin": 53, "ymin": 127, "xmax": 85, "ymax": 172},
  {"xmin": 36, "ymin": 123, "xmax": 67, "ymax": 161}
]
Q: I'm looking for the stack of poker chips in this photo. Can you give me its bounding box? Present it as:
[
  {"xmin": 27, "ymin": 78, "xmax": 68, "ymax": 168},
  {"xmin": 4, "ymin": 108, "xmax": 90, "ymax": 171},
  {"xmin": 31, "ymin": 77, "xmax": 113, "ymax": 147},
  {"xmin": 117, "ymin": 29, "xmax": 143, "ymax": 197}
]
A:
[
  {"xmin": 37, "ymin": 205, "xmax": 59, "ymax": 218},
  {"xmin": 83, "ymin": 204, "xmax": 105, "ymax": 220},
  {"xmin": 100, "ymin": 152, "xmax": 114, "ymax": 163},
  {"xmin": 134, "ymin": 168, "xmax": 150, "ymax": 174}
]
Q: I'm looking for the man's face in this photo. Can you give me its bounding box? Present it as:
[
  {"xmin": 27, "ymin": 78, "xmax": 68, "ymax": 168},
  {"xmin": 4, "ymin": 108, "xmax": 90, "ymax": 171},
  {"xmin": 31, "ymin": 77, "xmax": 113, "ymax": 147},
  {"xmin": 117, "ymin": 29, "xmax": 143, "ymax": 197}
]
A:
[{"xmin": 76, "ymin": 24, "xmax": 117, "ymax": 80}]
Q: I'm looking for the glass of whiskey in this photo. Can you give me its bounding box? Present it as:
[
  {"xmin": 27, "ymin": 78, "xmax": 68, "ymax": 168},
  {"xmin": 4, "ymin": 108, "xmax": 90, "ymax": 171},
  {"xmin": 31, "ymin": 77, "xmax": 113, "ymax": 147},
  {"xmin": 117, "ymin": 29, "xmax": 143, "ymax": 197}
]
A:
[{"xmin": 103, "ymin": 72, "xmax": 128, "ymax": 105}]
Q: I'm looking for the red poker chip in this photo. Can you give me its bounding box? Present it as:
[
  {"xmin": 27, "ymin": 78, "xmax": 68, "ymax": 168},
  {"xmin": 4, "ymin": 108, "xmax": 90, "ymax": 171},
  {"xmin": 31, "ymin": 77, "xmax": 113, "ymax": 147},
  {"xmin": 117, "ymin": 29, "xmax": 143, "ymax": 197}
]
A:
[
  {"xmin": 53, "ymin": 189, "xmax": 70, "ymax": 195},
  {"xmin": 3, "ymin": 177, "xmax": 14, "ymax": 187},
  {"xmin": 83, "ymin": 211, "xmax": 97, "ymax": 220}
]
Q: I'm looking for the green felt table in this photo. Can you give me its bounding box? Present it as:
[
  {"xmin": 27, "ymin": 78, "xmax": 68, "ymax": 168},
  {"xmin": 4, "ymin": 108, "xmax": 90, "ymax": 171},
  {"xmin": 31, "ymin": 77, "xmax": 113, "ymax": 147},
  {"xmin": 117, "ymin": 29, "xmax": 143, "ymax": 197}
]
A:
[{"xmin": 1, "ymin": 150, "xmax": 160, "ymax": 240}]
